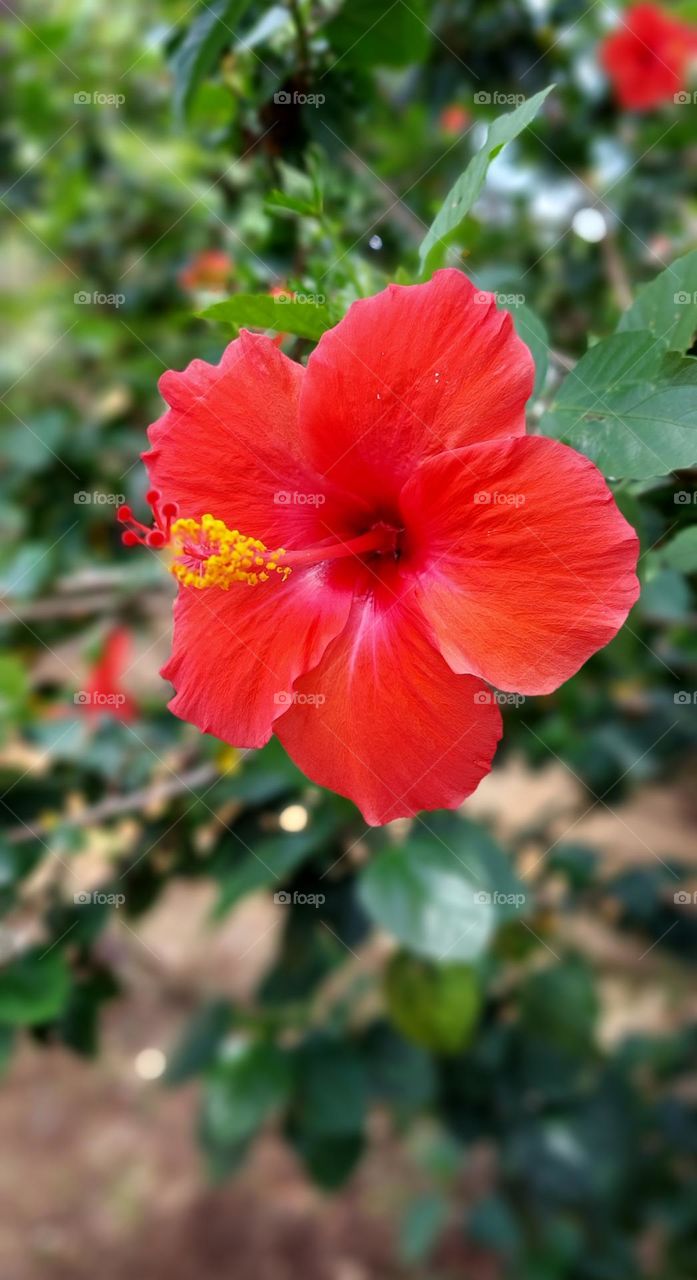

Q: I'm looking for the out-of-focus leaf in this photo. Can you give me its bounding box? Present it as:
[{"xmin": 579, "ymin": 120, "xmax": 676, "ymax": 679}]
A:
[
  {"xmin": 656, "ymin": 526, "xmax": 697, "ymax": 574},
  {"xmin": 540, "ymin": 332, "xmax": 697, "ymax": 478},
  {"xmin": 200, "ymin": 1037, "xmax": 292, "ymax": 1178},
  {"xmin": 384, "ymin": 953, "xmax": 482, "ymax": 1055},
  {"xmin": 325, "ymin": 0, "xmax": 431, "ymax": 69},
  {"xmin": 292, "ymin": 1035, "xmax": 368, "ymax": 1137},
  {"xmin": 519, "ymin": 959, "xmax": 598, "ymax": 1055},
  {"xmin": 164, "ymin": 998, "xmax": 232, "ymax": 1085},
  {"xmin": 58, "ymin": 968, "xmax": 120, "ymax": 1057},
  {"xmin": 618, "ymin": 248, "xmax": 697, "ymax": 353},
  {"xmin": 0, "ymin": 948, "xmax": 71, "ymax": 1026},
  {"xmin": 0, "ymin": 1025, "xmax": 14, "ymax": 1077},
  {"xmin": 399, "ymin": 1192, "xmax": 449, "ymax": 1265},
  {"xmin": 359, "ymin": 817, "xmax": 526, "ymax": 961},
  {"xmin": 361, "ymin": 1021, "xmax": 436, "ymax": 1115},
  {"xmin": 418, "ymin": 87, "xmax": 554, "ymax": 273},
  {"xmin": 468, "ymin": 1195, "xmax": 523, "ymax": 1257},
  {"xmin": 212, "ymin": 808, "xmax": 340, "ymax": 918},
  {"xmin": 639, "ymin": 568, "xmax": 691, "ymax": 621},
  {"xmin": 171, "ymin": 0, "xmax": 253, "ymax": 121}
]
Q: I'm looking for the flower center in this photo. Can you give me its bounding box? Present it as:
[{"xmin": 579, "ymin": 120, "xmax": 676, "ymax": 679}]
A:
[{"xmin": 117, "ymin": 494, "xmax": 401, "ymax": 589}]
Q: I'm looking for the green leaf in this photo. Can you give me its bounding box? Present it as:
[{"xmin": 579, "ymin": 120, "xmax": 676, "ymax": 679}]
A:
[
  {"xmin": 289, "ymin": 1131, "xmax": 364, "ymax": 1190},
  {"xmin": 292, "ymin": 1036, "xmax": 368, "ymax": 1137},
  {"xmin": 200, "ymin": 1037, "xmax": 292, "ymax": 1177},
  {"xmin": 468, "ymin": 1195, "xmax": 523, "ymax": 1257},
  {"xmin": 618, "ymin": 248, "xmax": 697, "ymax": 354},
  {"xmin": 171, "ymin": 0, "xmax": 253, "ymax": 122},
  {"xmin": 0, "ymin": 1025, "xmax": 14, "ymax": 1077},
  {"xmin": 418, "ymin": 86, "xmax": 554, "ymax": 273},
  {"xmin": 639, "ymin": 568, "xmax": 691, "ymax": 621},
  {"xmin": 519, "ymin": 959, "xmax": 598, "ymax": 1055},
  {"xmin": 399, "ymin": 1193, "xmax": 449, "ymax": 1265},
  {"xmin": 201, "ymin": 292, "xmax": 342, "ymax": 340},
  {"xmin": 325, "ymin": 0, "xmax": 431, "ymax": 70},
  {"xmin": 540, "ymin": 332, "xmax": 697, "ymax": 478},
  {"xmin": 212, "ymin": 809, "xmax": 340, "ymax": 918},
  {"xmin": 384, "ymin": 953, "xmax": 482, "ymax": 1055},
  {"xmin": 512, "ymin": 302, "xmax": 549, "ymax": 398},
  {"xmin": 164, "ymin": 999, "xmax": 232, "ymax": 1085},
  {"xmin": 359, "ymin": 818, "xmax": 525, "ymax": 961},
  {"xmin": 656, "ymin": 527, "xmax": 697, "ymax": 575},
  {"xmin": 0, "ymin": 948, "xmax": 71, "ymax": 1026}
]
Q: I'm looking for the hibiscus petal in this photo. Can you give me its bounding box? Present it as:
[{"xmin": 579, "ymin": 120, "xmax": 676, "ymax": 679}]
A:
[
  {"xmin": 145, "ymin": 331, "xmax": 358, "ymax": 550},
  {"xmin": 299, "ymin": 269, "xmax": 534, "ymax": 509},
  {"xmin": 162, "ymin": 565, "xmax": 353, "ymax": 748},
  {"xmin": 275, "ymin": 597, "xmax": 502, "ymax": 825},
  {"xmin": 400, "ymin": 436, "xmax": 640, "ymax": 695}
]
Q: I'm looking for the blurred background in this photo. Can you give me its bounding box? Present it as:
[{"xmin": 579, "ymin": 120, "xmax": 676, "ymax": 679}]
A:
[{"xmin": 1, "ymin": 1, "xmax": 697, "ymax": 1277}]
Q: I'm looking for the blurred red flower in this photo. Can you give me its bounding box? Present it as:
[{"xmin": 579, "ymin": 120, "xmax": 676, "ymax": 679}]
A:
[
  {"xmin": 601, "ymin": 3, "xmax": 697, "ymax": 110},
  {"xmin": 124, "ymin": 271, "xmax": 639, "ymax": 824},
  {"xmin": 178, "ymin": 250, "xmax": 233, "ymax": 293},
  {"xmin": 82, "ymin": 626, "xmax": 137, "ymax": 722},
  {"xmin": 439, "ymin": 104, "xmax": 471, "ymax": 135}
]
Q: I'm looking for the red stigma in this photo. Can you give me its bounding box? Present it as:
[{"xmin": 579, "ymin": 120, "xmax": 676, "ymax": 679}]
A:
[{"xmin": 118, "ymin": 492, "xmax": 179, "ymax": 548}]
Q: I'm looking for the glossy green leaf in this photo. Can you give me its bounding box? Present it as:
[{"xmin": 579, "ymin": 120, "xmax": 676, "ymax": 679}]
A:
[
  {"xmin": 418, "ymin": 86, "xmax": 554, "ymax": 273},
  {"xmin": 618, "ymin": 248, "xmax": 697, "ymax": 353},
  {"xmin": 201, "ymin": 291, "xmax": 342, "ymax": 340},
  {"xmin": 540, "ymin": 332, "xmax": 697, "ymax": 478}
]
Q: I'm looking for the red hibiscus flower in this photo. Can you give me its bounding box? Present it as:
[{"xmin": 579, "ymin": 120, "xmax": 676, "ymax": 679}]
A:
[
  {"xmin": 82, "ymin": 626, "xmax": 137, "ymax": 721},
  {"xmin": 439, "ymin": 104, "xmax": 471, "ymax": 136},
  {"xmin": 178, "ymin": 249, "xmax": 234, "ymax": 293},
  {"xmin": 120, "ymin": 271, "xmax": 639, "ymax": 825},
  {"xmin": 601, "ymin": 3, "xmax": 697, "ymax": 110}
]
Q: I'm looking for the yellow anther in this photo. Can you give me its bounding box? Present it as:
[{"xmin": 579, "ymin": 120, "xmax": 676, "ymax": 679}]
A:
[{"xmin": 168, "ymin": 515, "xmax": 290, "ymax": 589}]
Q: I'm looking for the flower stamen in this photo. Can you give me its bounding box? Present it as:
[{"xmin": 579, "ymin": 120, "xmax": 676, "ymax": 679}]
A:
[{"xmin": 169, "ymin": 515, "xmax": 290, "ymax": 588}]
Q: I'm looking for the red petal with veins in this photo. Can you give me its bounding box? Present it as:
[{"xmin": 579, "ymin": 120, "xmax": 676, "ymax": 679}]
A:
[
  {"xmin": 400, "ymin": 436, "xmax": 640, "ymax": 695},
  {"xmin": 299, "ymin": 268, "xmax": 533, "ymax": 509},
  {"xmin": 162, "ymin": 563, "xmax": 354, "ymax": 749},
  {"xmin": 144, "ymin": 330, "xmax": 363, "ymax": 551},
  {"xmin": 275, "ymin": 595, "xmax": 502, "ymax": 825}
]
